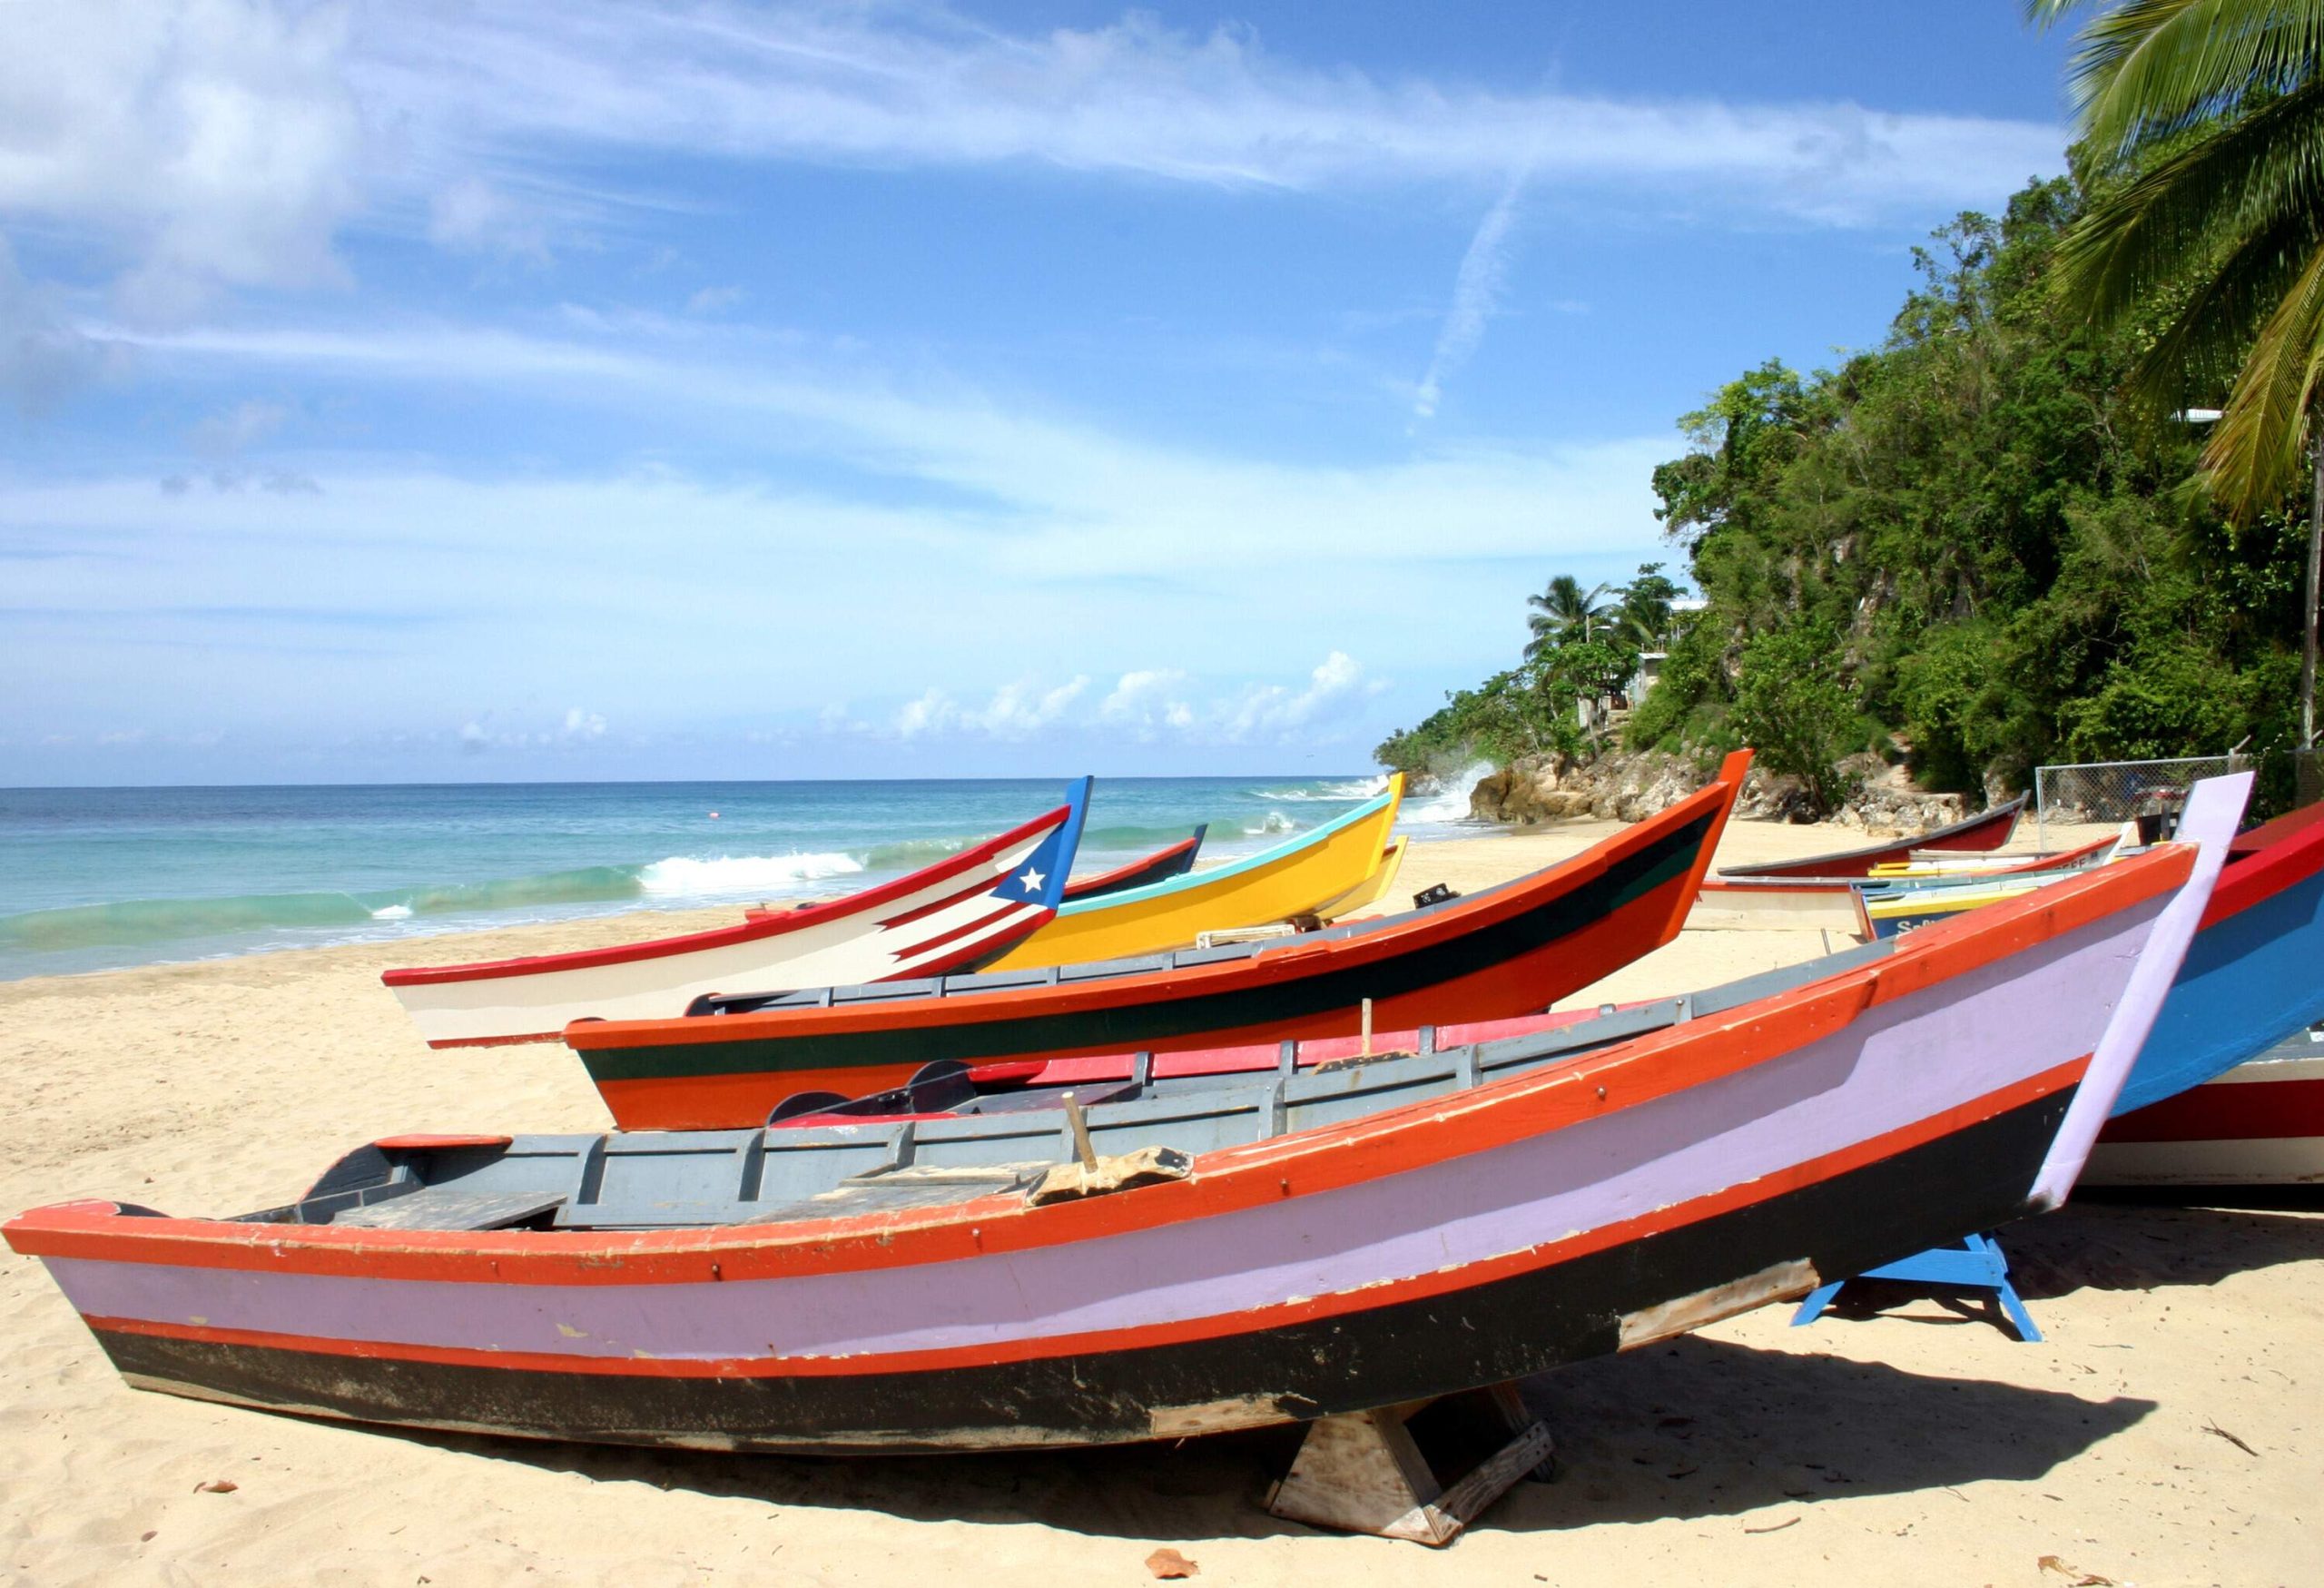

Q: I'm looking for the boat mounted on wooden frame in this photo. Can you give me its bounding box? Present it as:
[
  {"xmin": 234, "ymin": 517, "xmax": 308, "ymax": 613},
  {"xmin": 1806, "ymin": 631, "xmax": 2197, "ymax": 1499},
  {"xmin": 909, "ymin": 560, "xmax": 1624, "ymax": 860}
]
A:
[
  {"xmin": 980, "ymin": 777, "xmax": 1406, "ymax": 972},
  {"xmin": 1716, "ymin": 794, "xmax": 2026, "ymax": 881},
  {"xmin": 2, "ymin": 776, "xmax": 2242, "ymax": 1457},
  {"xmin": 564, "ymin": 753, "xmax": 1753, "ymax": 1130},
  {"xmin": 379, "ymin": 779, "xmax": 1094, "ymax": 1049}
]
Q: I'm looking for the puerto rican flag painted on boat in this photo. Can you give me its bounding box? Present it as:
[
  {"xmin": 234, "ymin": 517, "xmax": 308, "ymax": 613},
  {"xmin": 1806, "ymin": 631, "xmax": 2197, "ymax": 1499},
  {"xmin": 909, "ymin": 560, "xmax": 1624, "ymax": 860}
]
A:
[
  {"xmin": 866, "ymin": 785, "xmax": 1088, "ymax": 980},
  {"xmin": 379, "ymin": 778, "xmax": 1093, "ymax": 1047}
]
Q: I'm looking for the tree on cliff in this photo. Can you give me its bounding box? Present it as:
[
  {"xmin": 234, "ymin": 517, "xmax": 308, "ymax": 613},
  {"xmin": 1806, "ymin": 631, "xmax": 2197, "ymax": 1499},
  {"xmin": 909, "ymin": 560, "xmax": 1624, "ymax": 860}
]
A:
[{"xmin": 1523, "ymin": 576, "xmax": 1616, "ymax": 658}]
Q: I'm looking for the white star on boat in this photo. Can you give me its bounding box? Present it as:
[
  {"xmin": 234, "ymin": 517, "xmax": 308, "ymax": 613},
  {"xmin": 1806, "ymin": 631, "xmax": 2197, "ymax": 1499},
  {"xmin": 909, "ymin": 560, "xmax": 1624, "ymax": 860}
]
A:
[{"xmin": 1017, "ymin": 867, "xmax": 1045, "ymax": 893}]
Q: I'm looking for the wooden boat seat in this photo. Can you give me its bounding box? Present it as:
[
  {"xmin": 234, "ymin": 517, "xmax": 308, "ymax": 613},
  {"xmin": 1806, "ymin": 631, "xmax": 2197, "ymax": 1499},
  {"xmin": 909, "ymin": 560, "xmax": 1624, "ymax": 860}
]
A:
[
  {"xmin": 731, "ymin": 1163, "xmax": 1051, "ymax": 1226},
  {"xmin": 329, "ymin": 1190, "xmax": 566, "ymax": 1231}
]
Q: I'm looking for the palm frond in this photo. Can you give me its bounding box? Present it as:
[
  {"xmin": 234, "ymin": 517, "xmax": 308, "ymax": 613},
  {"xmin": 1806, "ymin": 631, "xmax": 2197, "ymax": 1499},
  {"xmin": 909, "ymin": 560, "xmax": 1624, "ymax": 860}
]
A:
[
  {"xmin": 2122, "ymin": 204, "xmax": 2324, "ymax": 415},
  {"xmin": 2065, "ymin": 1, "xmax": 2324, "ymax": 158},
  {"xmin": 2053, "ymin": 82, "xmax": 2324, "ymax": 327},
  {"xmin": 2203, "ymin": 240, "xmax": 2324, "ymax": 513}
]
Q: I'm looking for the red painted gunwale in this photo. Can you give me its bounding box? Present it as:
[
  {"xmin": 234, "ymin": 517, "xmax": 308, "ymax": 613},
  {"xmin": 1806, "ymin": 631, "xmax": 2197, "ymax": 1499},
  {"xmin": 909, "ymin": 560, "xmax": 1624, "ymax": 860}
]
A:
[
  {"xmin": 63, "ymin": 1058, "xmax": 2085, "ymax": 1380},
  {"xmin": 3, "ymin": 839, "xmax": 2191, "ymax": 1293},
  {"xmin": 567, "ymin": 754, "xmax": 1753, "ymax": 1064},
  {"xmin": 379, "ymin": 803, "xmax": 1071, "ymax": 988},
  {"xmin": 2203, "ymin": 798, "xmax": 2324, "ymax": 925}
]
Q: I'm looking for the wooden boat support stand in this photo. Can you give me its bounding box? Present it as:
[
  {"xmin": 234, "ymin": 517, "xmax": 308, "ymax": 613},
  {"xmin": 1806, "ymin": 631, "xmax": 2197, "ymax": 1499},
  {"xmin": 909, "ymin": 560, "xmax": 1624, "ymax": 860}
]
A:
[{"xmin": 1265, "ymin": 1383, "xmax": 1555, "ymax": 1546}]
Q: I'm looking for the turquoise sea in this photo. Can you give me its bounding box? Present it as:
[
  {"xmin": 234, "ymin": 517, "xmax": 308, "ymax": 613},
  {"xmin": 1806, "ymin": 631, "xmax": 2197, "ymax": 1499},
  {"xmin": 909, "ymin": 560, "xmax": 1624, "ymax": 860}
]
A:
[{"xmin": 0, "ymin": 774, "xmax": 1484, "ymax": 981}]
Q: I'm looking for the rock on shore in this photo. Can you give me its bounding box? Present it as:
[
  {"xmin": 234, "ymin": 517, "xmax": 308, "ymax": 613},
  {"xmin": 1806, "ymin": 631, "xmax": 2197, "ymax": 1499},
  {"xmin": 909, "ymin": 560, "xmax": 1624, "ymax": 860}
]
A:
[{"xmin": 1468, "ymin": 750, "xmax": 1974, "ymax": 833}]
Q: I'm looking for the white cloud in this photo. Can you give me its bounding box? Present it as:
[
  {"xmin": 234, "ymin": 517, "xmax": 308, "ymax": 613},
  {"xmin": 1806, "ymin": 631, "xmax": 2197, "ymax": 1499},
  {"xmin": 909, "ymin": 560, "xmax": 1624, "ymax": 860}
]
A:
[
  {"xmin": 1414, "ymin": 163, "xmax": 1530, "ymax": 422},
  {"xmin": 892, "ymin": 688, "xmax": 957, "ymax": 740},
  {"xmin": 1217, "ymin": 650, "xmax": 1370, "ymax": 743},
  {"xmin": 967, "ymin": 676, "xmax": 1090, "ymax": 740},
  {"xmin": 0, "ymin": 0, "xmax": 362, "ymax": 318},
  {"xmin": 686, "ymin": 285, "xmax": 745, "ymax": 315},
  {"xmin": 426, "ymin": 176, "xmax": 551, "ymax": 261},
  {"xmin": 561, "ymin": 706, "xmax": 606, "ymax": 738},
  {"xmin": 188, "ymin": 399, "xmax": 288, "ymax": 458},
  {"xmin": 353, "ymin": 3, "xmax": 2062, "ymax": 222},
  {"xmin": 852, "ymin": 656, "xmax": 1371, "ymax": 750},
  {"xmin": 1100, "ymin": 668, "xmax": 1196, "ymax": 738}
]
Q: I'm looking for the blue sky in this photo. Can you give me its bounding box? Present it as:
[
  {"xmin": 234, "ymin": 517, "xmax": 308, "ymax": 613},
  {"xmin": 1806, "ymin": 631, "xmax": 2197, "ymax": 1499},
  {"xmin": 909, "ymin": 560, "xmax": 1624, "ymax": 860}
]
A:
[{"xmin": 0, "ymin": 1, "xmax": 2074, "ymax": 784}]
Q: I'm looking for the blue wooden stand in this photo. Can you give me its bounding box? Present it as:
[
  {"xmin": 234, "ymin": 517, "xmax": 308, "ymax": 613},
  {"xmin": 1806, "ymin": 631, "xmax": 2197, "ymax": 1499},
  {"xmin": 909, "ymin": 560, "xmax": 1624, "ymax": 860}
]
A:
[{"xmin": 1789, "ymin": 1232, "xmax": 2043, "ymax": 1342}]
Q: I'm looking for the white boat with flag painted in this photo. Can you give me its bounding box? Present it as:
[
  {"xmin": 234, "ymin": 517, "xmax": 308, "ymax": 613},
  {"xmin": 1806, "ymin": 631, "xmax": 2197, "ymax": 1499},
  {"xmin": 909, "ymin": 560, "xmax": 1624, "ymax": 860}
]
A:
[{"xmin": 380, "ymin": 779, "xmax": 1092, "ymax": 1048}]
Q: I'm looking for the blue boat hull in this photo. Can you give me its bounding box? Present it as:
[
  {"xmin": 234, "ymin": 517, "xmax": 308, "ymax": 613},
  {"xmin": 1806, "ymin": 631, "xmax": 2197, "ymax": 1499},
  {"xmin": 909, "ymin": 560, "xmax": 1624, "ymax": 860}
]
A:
[{"xmin": 2112, "ymin": 863, "xmax": 2324, "ymax": 1117}]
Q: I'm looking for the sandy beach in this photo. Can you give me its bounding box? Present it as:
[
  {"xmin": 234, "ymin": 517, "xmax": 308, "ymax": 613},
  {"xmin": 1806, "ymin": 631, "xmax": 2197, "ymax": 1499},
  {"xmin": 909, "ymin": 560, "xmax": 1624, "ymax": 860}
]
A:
[{"xmin": 3, "ymin": 815, "xmax": 2315, "ymax": 1587}]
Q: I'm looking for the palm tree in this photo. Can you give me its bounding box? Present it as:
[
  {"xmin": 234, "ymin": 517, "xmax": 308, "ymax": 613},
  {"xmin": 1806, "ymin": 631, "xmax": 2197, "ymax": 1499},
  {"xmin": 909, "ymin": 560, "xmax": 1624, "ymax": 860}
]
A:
[
  {"xmin": 2029, "ymin": 0, "xmax": 2324, "ymax": 744},
  {"xmin": 1524, "ymin": 575, "xmax": 1614, "ymax": 659},
  {"xmin": 1615, "ymin": 563, "xmax": 1680, "ymax": 650}
]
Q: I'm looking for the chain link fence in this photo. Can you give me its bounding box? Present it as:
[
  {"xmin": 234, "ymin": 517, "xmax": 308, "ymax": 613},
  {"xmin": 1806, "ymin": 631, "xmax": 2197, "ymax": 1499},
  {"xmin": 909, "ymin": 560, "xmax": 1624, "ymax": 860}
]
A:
[
  {"xmin": 2034, "ymin": 754, "xmax": 2248, "ymax": 851},
  {"xmin": 2265, "ymin": 745, "xmax": 2323, "ymax": 814}
]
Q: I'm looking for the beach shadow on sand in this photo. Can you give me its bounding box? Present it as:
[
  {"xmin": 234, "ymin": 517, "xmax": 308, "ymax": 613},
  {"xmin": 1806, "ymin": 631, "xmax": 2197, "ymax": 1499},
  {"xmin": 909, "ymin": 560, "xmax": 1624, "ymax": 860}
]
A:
[
  {"xmin": 374, "ymin": 1338, "xmax": 2152, "ymax": 1541},
  {"xmin": 2001, "ymin": 1191, "xmax": 2324, "ymax": 1301}
]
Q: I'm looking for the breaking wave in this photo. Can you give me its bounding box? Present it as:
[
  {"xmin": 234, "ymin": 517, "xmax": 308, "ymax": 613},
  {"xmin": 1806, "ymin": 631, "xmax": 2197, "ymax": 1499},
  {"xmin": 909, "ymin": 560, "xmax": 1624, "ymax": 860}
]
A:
[
  {"xmin": 636, "ymin": 853, "xmax": 863, "ymax": 899},
  {"xmin": 1406, "ymin": 761, "xmax": 1497, "ymax": 824},
  {"xmin": 0, "ymin": 851, "xmax": 867, "ymax": 958},
  {"xmin": 1247, "ymin": 776, "xmax": 1389, "ymax": 802}
]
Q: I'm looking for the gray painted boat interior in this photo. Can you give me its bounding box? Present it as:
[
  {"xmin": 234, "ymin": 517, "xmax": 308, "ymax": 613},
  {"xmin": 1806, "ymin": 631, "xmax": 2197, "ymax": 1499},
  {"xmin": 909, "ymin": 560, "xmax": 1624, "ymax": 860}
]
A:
[{"xmin": 201, "ymin": 938, "xmax": 1896, "ymax": 1237}]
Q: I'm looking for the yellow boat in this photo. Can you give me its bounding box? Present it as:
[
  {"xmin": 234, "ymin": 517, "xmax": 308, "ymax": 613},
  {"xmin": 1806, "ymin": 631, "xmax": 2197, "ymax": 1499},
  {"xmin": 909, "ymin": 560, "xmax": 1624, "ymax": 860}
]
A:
[
  {"xmin": 985, "ymin": 774, "xmax": 1405, "ymax": 970},
  {"xmin": 1316, "ymin": 834, "xmax": 1410, "ymax": 920}
]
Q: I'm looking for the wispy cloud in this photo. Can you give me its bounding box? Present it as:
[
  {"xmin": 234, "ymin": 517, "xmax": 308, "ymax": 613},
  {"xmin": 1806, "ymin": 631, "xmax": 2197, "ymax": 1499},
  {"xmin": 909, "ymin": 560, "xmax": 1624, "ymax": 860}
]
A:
[
  {"xmin": 355, "ymin": 4, "xmax": 2059, "ymax": 221},
  {"xmin": 1413, "ymin": 162, "xmax": 1531, "ymax": 422},
  {"xmin": 0, "ymin": 2, "xmax": 2065, "ymax": 331},
  {"xmin": 86, "ymin": 315, "xmax": 1672, "ymax": 583}
]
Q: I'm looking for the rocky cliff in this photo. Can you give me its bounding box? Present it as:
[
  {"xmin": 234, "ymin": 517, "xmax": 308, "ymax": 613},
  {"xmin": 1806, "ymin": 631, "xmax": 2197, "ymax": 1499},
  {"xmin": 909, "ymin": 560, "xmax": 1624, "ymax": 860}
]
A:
[{"xmin": 1468, "ymin": 750, "xmax": 1974, "ymax": 833}]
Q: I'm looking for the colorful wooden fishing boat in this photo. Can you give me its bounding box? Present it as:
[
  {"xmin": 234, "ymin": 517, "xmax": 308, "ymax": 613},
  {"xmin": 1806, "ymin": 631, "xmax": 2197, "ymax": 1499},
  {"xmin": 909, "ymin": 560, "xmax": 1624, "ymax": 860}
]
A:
[
  {"xmin": 1312, "ymin": 834, "xmax": 1410, "ymax": 920},
  {"xmin": 741, "ymin": 827, "xmax": 1210, "ymax": 926},
  {"xmin": 1863, "ymin": 829, "xmax": 2125, "ymax": 882},
  {"xmin": 1717, "ymin": 794, "xmax": 2025, "ymax": 880},
  {"xmin": 1060, "ymin": 827, "xmax": 1207, "ymax": 902},
  {"xmin": 1863, "ymin": 873, "xmax": 2060, "ymax": 939},
  {"xmin": 379, "ymin": 780, "xmax": 1093, "ymax": 1049},
  {"xmin": 565, "ymin": 754, "xmax": 1752, "ymax": 1129},
  {"xmin": 1, "ymin": 779, "xmax": 2234, "ymax": 1456},
  {"xmin": 1688, "ymin": 831, "xmax": 2120, "ymax": 937},
  {"xmin": 1685, "ymin": 878, "xmax": 1876, "ymax": 938},
  {"xmin": 2086, "ymin": 1027, "xmax": 2324, "ymax": 1186},
  {"xmin": 981, "ymin": 777, "xmax": 1406, "ymax": 972}
]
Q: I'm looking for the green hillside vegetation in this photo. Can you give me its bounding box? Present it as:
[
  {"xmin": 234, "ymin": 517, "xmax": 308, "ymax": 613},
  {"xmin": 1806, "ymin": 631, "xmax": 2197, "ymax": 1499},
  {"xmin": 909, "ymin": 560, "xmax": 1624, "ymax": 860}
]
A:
[{"xmin": 1379, "ymin": 174, "xmax": 2314, "ymax": 814}]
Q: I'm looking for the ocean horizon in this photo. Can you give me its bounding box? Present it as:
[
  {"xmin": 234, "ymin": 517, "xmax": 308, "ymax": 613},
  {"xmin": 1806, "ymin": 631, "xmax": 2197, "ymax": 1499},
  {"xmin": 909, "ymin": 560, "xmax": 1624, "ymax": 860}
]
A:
[{"xmin": 0, "ymin": 772, "xmax": 1486, "ymax": 982}]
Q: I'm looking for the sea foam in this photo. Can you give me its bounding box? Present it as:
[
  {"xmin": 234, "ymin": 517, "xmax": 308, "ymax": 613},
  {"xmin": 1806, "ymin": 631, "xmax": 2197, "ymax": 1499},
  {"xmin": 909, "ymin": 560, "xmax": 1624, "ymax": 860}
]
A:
[
  {"xmin": 1406, "ymin": 761, "xmax": 1496, "ymax": 824},
  {"xmin": 635, "ymin": 853, "xmax": 864, "ymax": 900},
  {"xmin": 1248, "ymin": 776, "xmax": 1390, "ymax": 802}
]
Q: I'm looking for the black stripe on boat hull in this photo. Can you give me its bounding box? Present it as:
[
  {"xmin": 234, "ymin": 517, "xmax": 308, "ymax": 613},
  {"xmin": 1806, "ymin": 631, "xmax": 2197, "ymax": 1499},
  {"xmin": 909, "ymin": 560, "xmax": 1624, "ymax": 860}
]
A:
[
  {"xmin": 582, "ymin": 812, "xmax": 1716, "ymax": 1086},
  {"xmin": 91, "ymin": 1088, "xmax": 2070, "ymax": 1455}
]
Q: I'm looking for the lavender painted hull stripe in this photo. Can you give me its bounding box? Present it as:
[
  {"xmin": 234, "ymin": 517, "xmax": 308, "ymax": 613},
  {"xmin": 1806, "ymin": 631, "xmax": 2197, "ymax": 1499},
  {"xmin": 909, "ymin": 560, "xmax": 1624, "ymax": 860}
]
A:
[
  {"xmin": 2029, "ymin": 773, "xmax": 2249, "ymax": 1206},
  {"xmin": 45, "ymin": 893, "xmax": 2162, "ymax": 1365}
]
